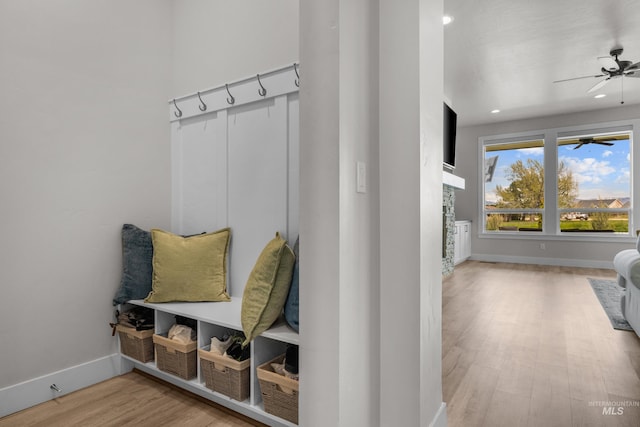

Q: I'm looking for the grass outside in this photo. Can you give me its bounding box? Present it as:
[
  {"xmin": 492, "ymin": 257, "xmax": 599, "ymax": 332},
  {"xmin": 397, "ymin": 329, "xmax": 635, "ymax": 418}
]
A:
[{"xmin": 493, "ymin": 219, "xmax": 628, "ymax": 233}]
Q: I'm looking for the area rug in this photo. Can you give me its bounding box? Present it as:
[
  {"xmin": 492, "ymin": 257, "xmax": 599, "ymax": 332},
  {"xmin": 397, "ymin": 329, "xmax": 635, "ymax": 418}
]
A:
[{"xmin": 587, "ymin": 278, "xmax": 633, "ymax": 331}]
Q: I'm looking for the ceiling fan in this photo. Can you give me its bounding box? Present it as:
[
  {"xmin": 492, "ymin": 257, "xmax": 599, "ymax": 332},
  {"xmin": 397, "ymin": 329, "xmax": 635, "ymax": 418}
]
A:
[
  {"xmin": 573, "ymin": 137, "xmax": 615, "ymax": 150},
  {"xmin": 554, "ymin": 47, "xmax": 640, "ymax": 101}
]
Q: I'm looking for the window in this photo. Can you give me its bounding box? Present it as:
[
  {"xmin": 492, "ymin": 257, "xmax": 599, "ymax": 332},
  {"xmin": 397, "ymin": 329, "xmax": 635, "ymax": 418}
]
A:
[
  {"xmin": 557, "ymin": 132, "xmax": 631, "ymax": 234},
  {"xmin": 480, "ymin": 124, "xmax": 633, "ymax": 238},
  {"xmin": 483, "ymin": 138, "xmax": 545, "ymax": 233}
]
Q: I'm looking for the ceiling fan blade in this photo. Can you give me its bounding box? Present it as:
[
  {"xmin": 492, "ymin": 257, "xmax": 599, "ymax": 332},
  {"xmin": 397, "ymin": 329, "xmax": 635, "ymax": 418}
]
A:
[
  {"xmin": 594, "ymin": 141, "xmax": 615, "ymax": 146},
  {"xmin": 553, "ymin": 74, "xmax": 605, "ymax": 83},
  {"xmin": 587, "ymin": 78, "xmax": 610, "ymax": 93},
  {"xmin": 624, "ymin": 70, "xmax": 640, "ymax": 78},
  {"xmin": 573, "ymin": 142, "xmax": 585, "ymax": 150},
  {"xmin": 598, "ymin": 56, "xmax": 619, "ymax": 71},
  {"xmin": 626, "ymin": 61, "xmax": 640, "ymax": 71}
]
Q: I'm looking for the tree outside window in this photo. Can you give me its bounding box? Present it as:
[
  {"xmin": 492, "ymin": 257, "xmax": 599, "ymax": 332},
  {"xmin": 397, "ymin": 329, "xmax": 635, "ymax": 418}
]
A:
[
  {"xmin": 482, "ymin": 129, "xmax": 632, "ymax": 236},
  {"xmin": 484, "ymin": 139, "xmax": 545, "ymax": 232}
]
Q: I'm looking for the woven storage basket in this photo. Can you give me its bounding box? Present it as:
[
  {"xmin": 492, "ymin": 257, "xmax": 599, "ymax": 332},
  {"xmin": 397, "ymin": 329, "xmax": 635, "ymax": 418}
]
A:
[
  {"xmin": 153, "ymin": 334, "xmax": 197, "ymax": 380},
  {"xmin": 199, "ymin": 348, "xmax": 250, "ymax": 401},
  {"xmin": 257, "ymin": 354, "xmax": 299, "ymax": 424},
  {"xmin": 117, "ymin": 325, "xmax": 154, "ymax": 363}
]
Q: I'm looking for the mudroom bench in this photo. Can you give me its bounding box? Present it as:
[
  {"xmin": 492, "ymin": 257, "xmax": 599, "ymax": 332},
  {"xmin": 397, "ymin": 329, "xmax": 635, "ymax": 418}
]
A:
[{"xmin": 118, "ymin": 298, "xmax": 298, "ymax": 427}]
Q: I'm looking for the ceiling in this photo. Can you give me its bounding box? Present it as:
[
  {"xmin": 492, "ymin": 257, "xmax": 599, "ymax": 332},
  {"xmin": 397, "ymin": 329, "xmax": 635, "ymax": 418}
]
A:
[{"xmin": 444, "ymin": 0, "xmax": 640, "ymax": 127}]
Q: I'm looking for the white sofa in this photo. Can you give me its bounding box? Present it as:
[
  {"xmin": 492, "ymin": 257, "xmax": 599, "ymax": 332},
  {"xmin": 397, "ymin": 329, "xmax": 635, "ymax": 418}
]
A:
[{"xmin": 613, "ymin": 241, "xmax": 640, "ymax": 337}]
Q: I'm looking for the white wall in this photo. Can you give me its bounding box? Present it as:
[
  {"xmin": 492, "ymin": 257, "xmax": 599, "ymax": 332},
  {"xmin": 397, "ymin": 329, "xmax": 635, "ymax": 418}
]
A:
[
  {"xmin": 379, "ymin": 0, "xmax": 445, "ymax": 425},
  {"xmin": 300, "ymin": 0, "xmax": 445, "ymax": 425},
  {"xmin": 455, "ymin": 103, "xmax": 640, "ymax": 267},
  {"xmin": 170, "ymin": 0, "xmax": 299, "ymax": 97},
  {"xmin": 0, "ymin": 0, "xmax": 172, "ymax": 389}
]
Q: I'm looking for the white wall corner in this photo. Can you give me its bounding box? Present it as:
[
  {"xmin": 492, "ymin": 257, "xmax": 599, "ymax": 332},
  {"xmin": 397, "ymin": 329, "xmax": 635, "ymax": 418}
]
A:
[
  {"xmin": 0, "ymin": 354, "xmax": 128, "ymax": 418},
  {"xmin": 430, "ymin": 402, "xmax": 448, "ymax": 427}
]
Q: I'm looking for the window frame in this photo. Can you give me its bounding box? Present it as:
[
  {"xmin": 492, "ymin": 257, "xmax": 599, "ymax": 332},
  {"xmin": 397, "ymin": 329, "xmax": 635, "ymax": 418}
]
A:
[{"xmin": 478, "ymin": 121, "xmax": 635, "ymax": 242}]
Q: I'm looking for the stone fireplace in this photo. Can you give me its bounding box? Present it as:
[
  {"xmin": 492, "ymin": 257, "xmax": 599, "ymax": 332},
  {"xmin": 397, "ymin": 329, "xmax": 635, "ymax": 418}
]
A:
[
  {"xmin": 442, "ymin": 171, "xmax": 465, "ymax": 276},
  {"xmin": 442, "ymin": 185, "xmax": 456, "ymax": 276}
]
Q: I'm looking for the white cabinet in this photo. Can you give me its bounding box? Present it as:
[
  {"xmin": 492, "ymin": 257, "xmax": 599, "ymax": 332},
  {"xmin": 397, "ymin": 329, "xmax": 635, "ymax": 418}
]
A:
[
  {"xmin": 120, "ymin": 299, "xmax": 298, "ymax": 427},
  {"xmin": 454, "ymin": 220, "xmax": 471, "ymax": 265}
]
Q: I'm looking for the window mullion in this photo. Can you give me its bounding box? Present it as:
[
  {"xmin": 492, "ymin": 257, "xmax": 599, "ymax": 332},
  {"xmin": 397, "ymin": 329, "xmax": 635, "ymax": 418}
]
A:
[{"xmin": 545, "ymin": 131, "xmax": 558, "ymax": 235}]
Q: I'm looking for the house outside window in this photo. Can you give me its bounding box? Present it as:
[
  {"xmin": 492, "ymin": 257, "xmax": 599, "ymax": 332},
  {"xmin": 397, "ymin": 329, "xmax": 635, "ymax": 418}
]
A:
[
  {"xmin": 480, "ymin": 124, "xmax": 633, "ymax": 239},
  {"xmin": 557, "ymin": 132, "xmax": 631, "ymax": 234}
]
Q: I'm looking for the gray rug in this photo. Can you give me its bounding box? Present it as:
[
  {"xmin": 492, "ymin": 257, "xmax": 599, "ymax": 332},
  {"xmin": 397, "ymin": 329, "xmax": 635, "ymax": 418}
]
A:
[{"xmin": 587, "ymin": 278, "xmax": 633, "ymax": 331}]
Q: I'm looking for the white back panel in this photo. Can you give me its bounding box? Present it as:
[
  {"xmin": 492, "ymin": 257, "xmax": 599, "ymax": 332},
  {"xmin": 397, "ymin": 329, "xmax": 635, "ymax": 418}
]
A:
[
  {"xmin": 171, "ymin": 80, "xmax": 298, "ymax": 298},
  {"xmin": 227, "ymin": 96, "xmax": 289, "ymax": 296},
  {"xmin": 171, "ymin": 112, "xmax": 227, "ymax": 235},
  {"xmin": 288, "ymin": 94, "xmax": 300, "ymax": 243}
]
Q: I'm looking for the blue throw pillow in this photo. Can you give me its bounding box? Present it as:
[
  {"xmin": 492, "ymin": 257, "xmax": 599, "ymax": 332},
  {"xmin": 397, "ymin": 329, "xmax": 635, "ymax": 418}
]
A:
[
  {"xmin": 113, "ymin": 224, "xmax": 153, "ymax": 305},
  {"xmin": 284, "ymin": 236, "xmax": 299, "ymax": 332}
]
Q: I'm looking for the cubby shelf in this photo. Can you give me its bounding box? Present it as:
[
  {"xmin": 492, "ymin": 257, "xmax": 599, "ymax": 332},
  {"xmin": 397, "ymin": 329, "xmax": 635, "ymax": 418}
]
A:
[
  {"xmin": 119, "ymin": 299, "xmax": 299, "ymax": 427},
  {"xmin": 127, "ymin": 299, "xmax": 299, "ymax": 345}
]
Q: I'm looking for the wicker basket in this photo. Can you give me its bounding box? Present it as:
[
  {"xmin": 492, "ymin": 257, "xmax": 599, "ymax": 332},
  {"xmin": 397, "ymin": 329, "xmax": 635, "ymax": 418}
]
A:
[
  {"xmin": 257, "ymin": 354, "xmax": 299, "ymax": 424},
  {"xmin": 199, "ymin": 348, "xmax": 250, "ymax": 401},
  {"xmin": 117, "ymin": 325, "xmax": 154, "ymax": 363},
  {"xmin": 153, "ymin": 333, "xmax": 197, "ymax": 380}
]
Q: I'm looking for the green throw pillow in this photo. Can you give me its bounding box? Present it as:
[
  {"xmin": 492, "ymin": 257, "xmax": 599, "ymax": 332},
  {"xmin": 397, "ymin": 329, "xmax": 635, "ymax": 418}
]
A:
[
  {"xmin": 241, "ymin": 233, "xmax": 295, "ymax": 346},
  {"xmin": 144, "ymin": 228, "xmax": 231, "ymax": 303}
]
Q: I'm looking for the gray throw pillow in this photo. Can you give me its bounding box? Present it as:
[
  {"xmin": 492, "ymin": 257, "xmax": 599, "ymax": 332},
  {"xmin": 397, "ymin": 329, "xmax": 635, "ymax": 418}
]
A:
[
  {"xmin": 284, "ymin": 236, "xmax": 299, "ymax": 332},
  {"xmin": 113, "ymin": 224, "xmax": 153, "ymax": 305}
]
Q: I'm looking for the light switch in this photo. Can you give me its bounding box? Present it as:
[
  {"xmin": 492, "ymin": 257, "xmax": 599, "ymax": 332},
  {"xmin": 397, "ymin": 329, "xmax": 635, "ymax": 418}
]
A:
[{"xmin": 356, "ymin": 161, "xmax": 366, "ymax": 193}]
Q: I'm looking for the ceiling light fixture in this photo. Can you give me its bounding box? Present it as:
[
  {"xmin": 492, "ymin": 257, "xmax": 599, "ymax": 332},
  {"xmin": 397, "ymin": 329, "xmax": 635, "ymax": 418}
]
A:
[
  {"xmin": 594, "ymin": 94, "xmax": 606, "ymax": 99},
  {"xmin": 443, "ymin": 15, "xmax": 454, "ymax": 25},
  {"xmin": 491, "ymin": 109, "xmax": 500, "ymax": 114}
]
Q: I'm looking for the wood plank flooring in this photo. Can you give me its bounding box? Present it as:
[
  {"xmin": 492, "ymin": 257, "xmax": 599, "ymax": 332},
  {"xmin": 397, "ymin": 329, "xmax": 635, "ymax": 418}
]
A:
[
  {"xmin": 0, "ymin": 370, "xmax": 262, "ymax": 427},
  {"xmin": 443, "ymin": 261, "xmax": 640, "ymax": 427}
]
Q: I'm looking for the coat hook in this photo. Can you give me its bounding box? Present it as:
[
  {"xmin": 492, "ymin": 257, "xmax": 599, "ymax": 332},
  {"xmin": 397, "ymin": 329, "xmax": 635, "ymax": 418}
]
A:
[
  {"xmin": 197, "ymin": 92, "xmax": 207, "ymax": 112},
  {"xmin": 294, "ymin": 63, "xmax": 300, "ymax": 87},
  {"xmin": 225, "ymin": 84, "xmax": 235, "ymax": 105},
  {"xmin": 173, "ymin": 99, "xmax": 183, "ymax": 118},
  {"xmin": 50, "ymin": 384, "xmax": 62, "ymax": 393},
  {"xmin": 257, "ymin": 74, "xmax": 267, "ymax": 97}
]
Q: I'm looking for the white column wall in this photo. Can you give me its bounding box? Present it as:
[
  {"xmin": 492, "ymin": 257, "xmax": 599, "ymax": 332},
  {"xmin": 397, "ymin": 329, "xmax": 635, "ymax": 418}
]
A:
[
  {"xmin": 300, "ymin": 0, "xmax": 445, "ymax": 425},
  {"xmin": 299, "ymin": 0, "xmax": 341, "ymax": 424},
  {"xmin": 418, "ymin": 1, "xmax": 447, "ymax": 424},
  {"xmin": 338, "ymin": 0, "xmax": 381, "ymax": 425},
  {"xmin": 379, "ymin": 0, "xmax": 422, "ymax": 423}
]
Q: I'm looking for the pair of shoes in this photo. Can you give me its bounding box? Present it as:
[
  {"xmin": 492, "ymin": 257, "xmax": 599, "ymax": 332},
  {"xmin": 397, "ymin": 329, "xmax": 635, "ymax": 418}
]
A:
[
  {"xmin": 284, "ymin": 345, "xmax": 298, "ymax": 375},
  {"xmin": 226, "ymin": 339, "xmax": 250, "ymax": 361}
]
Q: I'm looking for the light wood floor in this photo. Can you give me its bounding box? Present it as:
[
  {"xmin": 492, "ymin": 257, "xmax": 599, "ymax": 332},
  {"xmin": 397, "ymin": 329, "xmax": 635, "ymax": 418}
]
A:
[
  {"xmin": 443, "ymin": 261, "xmax": 640, "ymax": 427},
  {"xmin": 0, "ymin": 370, "xmax": 262, "ymax": 427}
]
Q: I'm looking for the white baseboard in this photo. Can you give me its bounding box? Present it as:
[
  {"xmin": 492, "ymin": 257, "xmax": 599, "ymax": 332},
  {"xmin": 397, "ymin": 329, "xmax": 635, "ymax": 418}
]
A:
[
  {"xmin": 470, "ymin": 254, "xmax": 613, "ymax": 269},
  {"xmin": 0, "ymin": 354, "xmax": 130, "ymax": 418},
  {"xmin": 429, "ymin": 402, "xmax": 447, "ymax": 427}
]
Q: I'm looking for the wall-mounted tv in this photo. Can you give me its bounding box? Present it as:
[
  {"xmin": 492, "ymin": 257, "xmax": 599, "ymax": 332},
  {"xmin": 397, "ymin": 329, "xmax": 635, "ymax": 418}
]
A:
[{"xmin": 443, "ymin": 102, "xmax": 457, "ymax": 171}]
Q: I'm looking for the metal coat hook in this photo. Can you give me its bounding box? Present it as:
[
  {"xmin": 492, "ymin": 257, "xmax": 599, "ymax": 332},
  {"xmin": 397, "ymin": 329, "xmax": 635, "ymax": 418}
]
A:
[
  {"xmin": 197, "ymin": 92, "xmax": 207, "ymax": 112},
  {"xmin": 293, "ymin": 63, "xmax": 300, "ymax": 87},
  {"xmin": 173, "ymin": 99, "xmax": 183, "ymax": 118},
  {"xmin": 225, "ymin": 83, "xmax": 235, "ymax": 105},
  {"xmin": 256, "ymin": 74, "xmax": 267, "ymax": 97}
]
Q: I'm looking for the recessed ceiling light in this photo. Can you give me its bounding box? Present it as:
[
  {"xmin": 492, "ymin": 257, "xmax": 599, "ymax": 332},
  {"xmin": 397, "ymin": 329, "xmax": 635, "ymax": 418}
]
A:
[
  {"xmin": 594, "ymin": 94, "xmax": 606, "ymax": 99},
  {"xmin": 491, "ymin": 109, "xmax": 500, "ymax": 114},
  {"xmin": 443, "ymin": 15, "xmax": 454, "ymax": 25}
]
